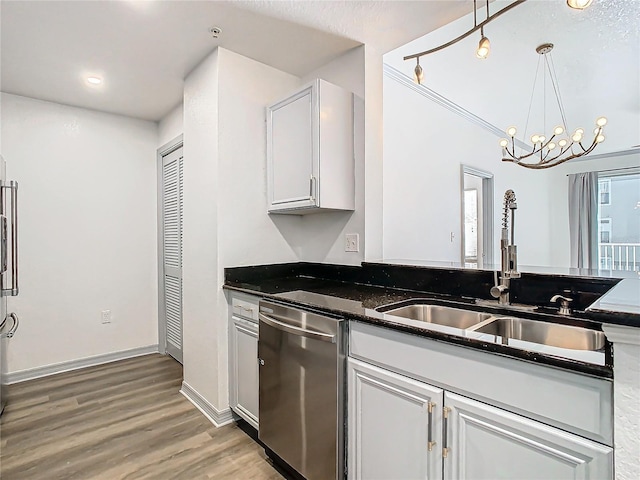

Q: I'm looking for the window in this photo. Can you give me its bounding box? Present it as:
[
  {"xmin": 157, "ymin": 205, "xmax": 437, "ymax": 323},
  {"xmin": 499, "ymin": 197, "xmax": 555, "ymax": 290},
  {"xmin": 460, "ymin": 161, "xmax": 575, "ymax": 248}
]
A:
[
  {"xmin": 597, "ymin": 171, "xmax": 640, "ymax": 272},
  {"xmin": 598, "ymin": 179, "xmax": 611, "ymax": 205},
  {"xmin": 599, "ymin": 218, "xmax": 611, "ymax": 244}
]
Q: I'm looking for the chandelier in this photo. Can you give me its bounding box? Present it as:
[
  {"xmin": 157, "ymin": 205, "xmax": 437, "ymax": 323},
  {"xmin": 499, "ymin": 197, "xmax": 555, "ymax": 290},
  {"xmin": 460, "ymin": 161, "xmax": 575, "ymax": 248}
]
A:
[{"xmin": 499, "ymin": 43, "xmax": 606, "ymax": 170}]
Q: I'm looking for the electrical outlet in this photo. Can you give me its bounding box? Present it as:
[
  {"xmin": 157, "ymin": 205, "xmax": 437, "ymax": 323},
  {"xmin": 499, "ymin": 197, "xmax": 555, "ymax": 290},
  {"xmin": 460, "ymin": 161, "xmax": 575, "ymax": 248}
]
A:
[
  {"xmin": 101, "ymin": 310, "xmax": 111, "ymax": 324},
  {"xmin": 345, "ymin": 233, "xmax": 359, "ymax": 252}
]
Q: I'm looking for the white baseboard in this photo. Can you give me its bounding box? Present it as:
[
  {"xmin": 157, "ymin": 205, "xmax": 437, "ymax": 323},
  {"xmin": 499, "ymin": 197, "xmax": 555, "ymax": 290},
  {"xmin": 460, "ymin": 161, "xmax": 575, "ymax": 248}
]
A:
[
  {"xmin": 180, "ymin": 381, "xmax": 234, "ymax": 427},
  {"xmin": 6, "ymin": 344, "xmax": 159, "ymax": 384}
]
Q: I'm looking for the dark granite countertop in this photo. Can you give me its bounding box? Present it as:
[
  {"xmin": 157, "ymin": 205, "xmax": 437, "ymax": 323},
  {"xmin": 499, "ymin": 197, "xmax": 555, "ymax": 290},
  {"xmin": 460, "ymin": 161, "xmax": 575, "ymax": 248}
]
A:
[{"xmin": 223, "ymin": 262, "xmax": 632, "ymax": 379}]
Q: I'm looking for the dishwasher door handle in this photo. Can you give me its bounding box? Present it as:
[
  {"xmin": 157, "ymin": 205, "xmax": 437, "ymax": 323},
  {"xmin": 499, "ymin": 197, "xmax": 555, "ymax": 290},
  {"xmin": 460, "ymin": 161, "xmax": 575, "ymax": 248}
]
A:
[{"xmin": 259, "ymin": 313, "xmax": 336, "ymax": 343}]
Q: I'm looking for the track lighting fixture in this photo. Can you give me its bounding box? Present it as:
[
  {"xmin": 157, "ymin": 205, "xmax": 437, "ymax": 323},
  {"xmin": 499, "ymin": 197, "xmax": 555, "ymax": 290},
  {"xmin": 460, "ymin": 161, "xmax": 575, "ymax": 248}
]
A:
[{"xmin": 404, "ymin": 1, "xmax": 597, "ymax": 82}]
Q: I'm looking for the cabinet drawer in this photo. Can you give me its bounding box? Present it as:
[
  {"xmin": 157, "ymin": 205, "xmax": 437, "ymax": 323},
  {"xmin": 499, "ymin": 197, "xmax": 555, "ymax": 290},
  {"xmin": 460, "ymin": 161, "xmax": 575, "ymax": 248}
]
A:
[
  {"xmin": 350, "ymin": 321, "xmax": 613, "ymax": 446},
  {"xmin": 231, "ymin": 295, "xmax": 259, "ymax": 322}
]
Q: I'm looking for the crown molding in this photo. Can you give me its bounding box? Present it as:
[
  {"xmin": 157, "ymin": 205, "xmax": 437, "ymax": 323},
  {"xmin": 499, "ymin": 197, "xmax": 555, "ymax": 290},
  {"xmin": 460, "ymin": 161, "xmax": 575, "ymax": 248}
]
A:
[{"xmin": 384, "ymin": 63, "xmax": 529, "ymax": 151}]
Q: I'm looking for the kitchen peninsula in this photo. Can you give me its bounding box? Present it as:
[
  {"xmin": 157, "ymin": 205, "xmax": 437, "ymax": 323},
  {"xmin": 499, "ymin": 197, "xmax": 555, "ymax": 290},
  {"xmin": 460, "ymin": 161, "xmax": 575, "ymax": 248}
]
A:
[{"xmin": 225, "ymin": 261, "xmax": 640, "ymax": 480}]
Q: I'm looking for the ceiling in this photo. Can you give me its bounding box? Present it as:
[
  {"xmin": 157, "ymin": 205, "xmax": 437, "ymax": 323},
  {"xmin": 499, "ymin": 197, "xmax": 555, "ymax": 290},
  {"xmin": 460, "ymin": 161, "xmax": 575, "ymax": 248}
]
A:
[
  {"xmin": 384, "ymin": 0, "xmax": 640, "ymax": 153},
  {"xmin": 0, "ymin": 0, "xmax": 475, "ymax": 122}
]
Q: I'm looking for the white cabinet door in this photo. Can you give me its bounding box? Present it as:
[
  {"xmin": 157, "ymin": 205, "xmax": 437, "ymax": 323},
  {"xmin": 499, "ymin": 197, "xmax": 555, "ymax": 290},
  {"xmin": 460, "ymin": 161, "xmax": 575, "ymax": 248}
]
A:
[
  {"xmin": 267, "ymin": 78, "xmax": 354, "ymax": 214},
  {"xmin": 268, "ymin": 86, "xmax": 316, "ymax": 210},
  {"xmin": 348, "ymin": 358, "xmax": 443, "ymax": 480},
  {"xmin": 230, "ymin": 317, "xmax": 259, "ymax": 429},
  {"xmin": 444, "ymin": 392, "xmax": 613, "ymax": 480}
]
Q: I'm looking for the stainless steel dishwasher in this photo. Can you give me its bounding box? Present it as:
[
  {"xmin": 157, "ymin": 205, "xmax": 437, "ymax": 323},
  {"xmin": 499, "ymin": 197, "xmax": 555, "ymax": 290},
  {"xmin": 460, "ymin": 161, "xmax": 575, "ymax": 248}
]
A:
[{"xmin": 258, "ymin": 300, "xmax": 346, "ymax": 480}]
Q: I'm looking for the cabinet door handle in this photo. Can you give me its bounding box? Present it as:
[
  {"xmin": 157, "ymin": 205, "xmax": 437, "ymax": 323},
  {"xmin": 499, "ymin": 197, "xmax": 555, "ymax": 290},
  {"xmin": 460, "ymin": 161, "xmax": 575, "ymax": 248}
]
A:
[
  {"xmin": 442, "ymin": 406, "xmax": 451, "ymax": 458},
  {"xmin": 427, "ymin": 401, "xmax": 436, "ymax": 452},
  {"xmin": 309, "ymin": 175, "xmax": 316, "ymax": 202}
]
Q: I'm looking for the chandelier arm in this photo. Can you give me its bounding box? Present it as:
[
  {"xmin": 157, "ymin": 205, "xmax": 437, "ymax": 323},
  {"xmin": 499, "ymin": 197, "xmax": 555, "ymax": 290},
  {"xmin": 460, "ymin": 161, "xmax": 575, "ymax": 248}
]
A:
[
  {"xmin": 514, "ymin": 145, "xmax": 546, "ymax": 161},
  {"xmin": 542, "ymin": 149, "xmax": 566, "ymax": 164},
  {"xmin": 541, "ymin": 149, "xmax": 552, "ymax": 163},
  {"xmin": 577, "ymin": 141, "xmax": 590, "ymax": 153},
  {"xmin": 583, "ymin": 139, "xmax": 599, "ymax": 155},
  {"xmin": 403, "ymin": 0, "xmax": 528, "ymax": 61},
  {"xmin": 502, "ymin": 135, "xmax": 600, "ymax": 169},
  {"xmin": 502, "ymin": 153, "xmax": 582, "ymax": 169}
]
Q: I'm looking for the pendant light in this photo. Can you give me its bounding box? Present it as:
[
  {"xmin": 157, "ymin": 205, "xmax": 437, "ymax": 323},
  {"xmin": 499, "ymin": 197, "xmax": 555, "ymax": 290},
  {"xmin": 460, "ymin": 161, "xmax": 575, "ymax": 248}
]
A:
[
  {"xmin": 476, "ymin": 28, "xmax": 491, "ymax": 59},
  {"xmin": 567, "ymin": 0, "xmax": 593, "ymax": 10},
  {"xmin": 414, "ymin": 58, "xmax": 424, "ymax": 85},
  {"xmin": 499, "ymin": 43, "xmax": 607, "ymax": 169}
]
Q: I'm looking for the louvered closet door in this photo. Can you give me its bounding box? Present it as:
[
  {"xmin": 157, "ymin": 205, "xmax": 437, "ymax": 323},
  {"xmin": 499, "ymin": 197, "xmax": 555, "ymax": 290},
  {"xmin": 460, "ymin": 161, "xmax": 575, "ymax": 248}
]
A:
[{"xmin": 162, "ymin": 146, "xmax": 183, "ymax": 363}]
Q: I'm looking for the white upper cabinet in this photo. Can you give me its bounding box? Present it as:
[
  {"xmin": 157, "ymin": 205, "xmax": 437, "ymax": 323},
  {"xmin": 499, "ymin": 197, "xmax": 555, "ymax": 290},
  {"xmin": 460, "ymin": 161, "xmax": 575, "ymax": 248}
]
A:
[{"xmin": 267, "ymin": 78, "xmax": 354, "ymax": 214}]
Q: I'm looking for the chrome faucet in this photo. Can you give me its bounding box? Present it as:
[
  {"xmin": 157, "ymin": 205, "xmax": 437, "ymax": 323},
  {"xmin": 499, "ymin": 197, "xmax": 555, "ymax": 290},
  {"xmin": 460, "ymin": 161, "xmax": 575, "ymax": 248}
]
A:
[
  {"xmin": 550, "ymin": 294, "xmax": 573, "ymax": 315},
  {"xmin": 490, "ymin": 189, "xmax": 521, "ymax": 305}
]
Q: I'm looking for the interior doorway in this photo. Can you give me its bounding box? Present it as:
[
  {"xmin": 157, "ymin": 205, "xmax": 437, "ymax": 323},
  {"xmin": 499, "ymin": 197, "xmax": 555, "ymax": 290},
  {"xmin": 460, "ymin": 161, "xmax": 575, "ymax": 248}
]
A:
[
  {"xmin": 158, "ymin": 136, "xmax": 183, "ymax": 363},
  {"xmin": 461, "ymin": 166, "xmax": 494, "ymax": 268}
]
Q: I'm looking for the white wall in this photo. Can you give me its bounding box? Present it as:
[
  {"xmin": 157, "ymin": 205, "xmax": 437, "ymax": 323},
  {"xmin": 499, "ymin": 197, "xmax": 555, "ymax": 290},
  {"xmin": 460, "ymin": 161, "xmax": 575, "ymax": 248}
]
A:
[
  {"xmin": 181, "ymin": 47, "xmax": 302, "ymax": 411},
  {"xmin": 0, "ymin": 93, "xmax": 159, "ymax": 373},
  {"xmin": 158, "ymin": 102, "xmax": 183, "ymax": 147},
  {"xmin": 182, "ymin": 49, "xmax": 221, "ymax": 407},
  {"xmin": 216, "ymin": 48, "xmax": 302, "ymax": 407},
  {"xmin": 299, "ymin": 46, "xmax": 366, "ymax": 265},
  {"xmin": 364, "ymin": 46, "xmax": 385, "ymax": 262},
  {"xmin": 382, "ymin": 77, "xmax": 556, "ymax": 268},
  {"xmin": 217, "ymin": 49, "xmax": 302, "ymax": 270}
]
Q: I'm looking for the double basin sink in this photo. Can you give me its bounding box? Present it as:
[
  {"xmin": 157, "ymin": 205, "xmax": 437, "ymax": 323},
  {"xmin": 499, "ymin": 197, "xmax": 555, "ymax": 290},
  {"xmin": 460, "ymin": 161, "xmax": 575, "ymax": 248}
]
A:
[{"xmin": 376, "ymin": 302, "xmax": 605, "ymax": 351}]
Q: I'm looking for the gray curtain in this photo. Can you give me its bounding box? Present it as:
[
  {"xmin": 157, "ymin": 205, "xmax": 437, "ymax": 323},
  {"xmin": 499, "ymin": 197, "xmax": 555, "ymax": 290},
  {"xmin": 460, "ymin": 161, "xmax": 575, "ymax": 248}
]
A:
[{"xmin": 568, "ymin": 172, "xmax": 598, "ymax": 269}]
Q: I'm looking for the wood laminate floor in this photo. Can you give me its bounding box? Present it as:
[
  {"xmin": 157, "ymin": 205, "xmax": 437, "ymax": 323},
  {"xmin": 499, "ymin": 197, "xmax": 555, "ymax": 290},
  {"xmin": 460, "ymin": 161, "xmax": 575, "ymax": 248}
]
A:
[{"xmin": 0, "ymin": 354, "xmax": 284, "ymax": 480}]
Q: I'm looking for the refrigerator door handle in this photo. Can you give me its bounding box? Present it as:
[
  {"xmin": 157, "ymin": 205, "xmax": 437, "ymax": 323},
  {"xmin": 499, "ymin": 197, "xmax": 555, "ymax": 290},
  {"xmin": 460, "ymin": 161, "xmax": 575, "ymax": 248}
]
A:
[
  {"xmin": 0, "ymin": 215, "xmax": 7, "ymax": 274},
  {"xmin": 0, "ymin": 313, "xmax": 18, "ymax": 338},
  {"xmin": 1, "ymin": 181, "xmax": 17, "ymax": 297}
]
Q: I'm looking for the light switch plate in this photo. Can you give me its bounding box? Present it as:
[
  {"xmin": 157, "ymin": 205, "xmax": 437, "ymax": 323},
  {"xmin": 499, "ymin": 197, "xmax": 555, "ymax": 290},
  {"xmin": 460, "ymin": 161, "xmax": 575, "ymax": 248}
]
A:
[{"xmin": 345, "ymin": 233, "xmax": 359, "ymax": 252}]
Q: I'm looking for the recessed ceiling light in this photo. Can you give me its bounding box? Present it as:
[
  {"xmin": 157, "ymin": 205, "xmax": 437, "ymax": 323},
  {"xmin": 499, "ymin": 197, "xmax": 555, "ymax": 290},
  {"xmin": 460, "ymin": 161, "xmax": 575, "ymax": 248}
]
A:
[{"xmin": 86, "ymin": 76, "xmax": 102, "ymax": 85}]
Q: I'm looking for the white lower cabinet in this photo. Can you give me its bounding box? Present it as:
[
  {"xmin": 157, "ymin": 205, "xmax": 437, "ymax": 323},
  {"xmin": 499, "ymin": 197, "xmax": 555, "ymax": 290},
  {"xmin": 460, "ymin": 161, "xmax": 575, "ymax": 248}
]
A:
[
  {"xmin": 231, "ymin": 317, "xmax": 259, "ymax": 427},
  {"xmin": 348, "ymin": 358, "xmax": 613, "ymax": 480},
  {"xmin": 348, "ymin": 359, "xmax": 443, "ymax": 480},
  {"xmin": 445, "ymin": 392, "xmax": 613, "ymax": 480},
  {"xmin": 228, "ymin": 293, "xmax": 260, "ymax": 429}
]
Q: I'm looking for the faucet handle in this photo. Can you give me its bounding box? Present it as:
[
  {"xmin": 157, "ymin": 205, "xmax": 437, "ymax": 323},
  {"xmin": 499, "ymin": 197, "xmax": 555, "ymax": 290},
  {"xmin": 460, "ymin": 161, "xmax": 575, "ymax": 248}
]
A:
[
  {"xmin": 550, "ymin": 295, "xmax": 573, "ymax": 315},
  {"xmin": 491, "ymin": 284, "xmax": 508, "ymax": 299}
]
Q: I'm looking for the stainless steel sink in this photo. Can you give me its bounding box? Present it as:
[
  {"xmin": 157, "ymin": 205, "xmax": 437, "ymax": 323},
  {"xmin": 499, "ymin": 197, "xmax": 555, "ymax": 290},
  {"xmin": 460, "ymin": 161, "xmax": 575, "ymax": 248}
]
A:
[
  {"xmin": 473, "ymin": 317, "xmax": 605, "ymax": 351},
  {"xmin": 381, "ymin": 304, "xmax": 493, "ymax": 329}
]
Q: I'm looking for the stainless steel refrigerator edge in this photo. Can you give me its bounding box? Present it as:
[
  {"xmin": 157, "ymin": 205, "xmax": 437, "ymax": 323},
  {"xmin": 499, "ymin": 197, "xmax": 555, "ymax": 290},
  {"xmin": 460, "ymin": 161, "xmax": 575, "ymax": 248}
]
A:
[
  {"xmin": 0, "ymin": 154, "xmax": 20, "ymax": 416},
  {"xmin": 258, "ymin": 300, "xmax": 346, "ymax": 480}
]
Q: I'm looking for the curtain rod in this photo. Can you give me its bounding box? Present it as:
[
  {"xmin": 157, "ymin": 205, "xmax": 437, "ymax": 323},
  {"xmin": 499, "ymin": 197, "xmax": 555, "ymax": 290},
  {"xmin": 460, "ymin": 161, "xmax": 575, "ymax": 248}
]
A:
[{"xmin": 566, "ymin": 166, "xmax": 640, "ymax": 177}]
